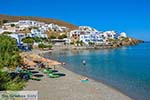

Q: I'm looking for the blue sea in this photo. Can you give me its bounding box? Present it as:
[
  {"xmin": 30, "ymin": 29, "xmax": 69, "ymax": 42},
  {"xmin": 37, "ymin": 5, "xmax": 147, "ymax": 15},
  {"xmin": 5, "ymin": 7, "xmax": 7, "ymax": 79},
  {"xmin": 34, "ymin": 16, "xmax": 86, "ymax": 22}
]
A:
[{"xmin": 44, "ymin": 43, "xmax": 150, "ymax": 100}]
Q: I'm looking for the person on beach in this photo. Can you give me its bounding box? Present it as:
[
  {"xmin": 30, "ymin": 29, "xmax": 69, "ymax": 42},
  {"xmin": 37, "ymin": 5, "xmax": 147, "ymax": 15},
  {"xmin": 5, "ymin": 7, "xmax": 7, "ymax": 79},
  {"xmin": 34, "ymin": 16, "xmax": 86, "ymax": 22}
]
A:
[
  {"xmin": 81, "ymin": 77, "xmax": 88, "ymax": 81},
  {"xmin": 80, "ymin": 77, "xmax": 89, "ymax": 83},
  {"xmin": 62, "ymin": 62, "xmax": 66, "ymax": 66}
]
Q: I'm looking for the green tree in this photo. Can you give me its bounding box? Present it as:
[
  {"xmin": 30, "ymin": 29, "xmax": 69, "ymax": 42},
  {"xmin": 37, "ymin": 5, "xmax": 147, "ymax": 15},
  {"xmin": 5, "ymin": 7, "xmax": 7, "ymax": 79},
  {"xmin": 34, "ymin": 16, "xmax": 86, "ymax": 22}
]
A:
[
  {"xmin": 0, "ymin": 35, "xmax": 25, "ymax": 91},
  {"xmin": 22, "ymin": 37, "xmax": 34, "ymax": 49},
  {"xmin": 34, "ymin": 37, "xmax": 42, "ymax": 43},
  {"xmin": 0, "ymin": 35, "xmax": 21, "ymax": 69},
  {"xmin": 11, "ymin": 24, "xmax": 15, "ymax": 27},
  {"xmin": 88, "ymin": 42, "xmax": 95, "ymax": 46},
  {"xmin": 22, "ymin": 37, "xmax": 34, "ymax": 44},
  {"xmin": 38, "ymin": 43, "xmax": 46, "ymax": 49},
  {"xmin": 38, "ymin": 43, "xmax": 52, "ymax": 49}
]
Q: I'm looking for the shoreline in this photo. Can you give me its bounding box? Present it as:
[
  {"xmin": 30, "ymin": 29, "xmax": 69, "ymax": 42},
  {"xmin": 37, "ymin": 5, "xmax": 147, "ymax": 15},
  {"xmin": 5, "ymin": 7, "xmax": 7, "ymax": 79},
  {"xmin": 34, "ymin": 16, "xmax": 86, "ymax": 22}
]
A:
[
  {"xmin": 23, "ymin": 49, "xmax": 133, "ymax": 100},
  {"xmin": 62, "ymin": 66, "xmax": 134, "ymax": 100},
  {"xmin": 24, "ymin": 65, "xmax": 132, "ymax": 100}
]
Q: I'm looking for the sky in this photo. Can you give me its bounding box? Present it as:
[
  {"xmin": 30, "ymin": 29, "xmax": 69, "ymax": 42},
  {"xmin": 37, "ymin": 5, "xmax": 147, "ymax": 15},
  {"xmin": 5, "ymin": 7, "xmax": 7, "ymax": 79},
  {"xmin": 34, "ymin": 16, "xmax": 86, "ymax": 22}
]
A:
[{"xmin": 0, "ymin": 0, "xmax": 150, "ymax": 41}]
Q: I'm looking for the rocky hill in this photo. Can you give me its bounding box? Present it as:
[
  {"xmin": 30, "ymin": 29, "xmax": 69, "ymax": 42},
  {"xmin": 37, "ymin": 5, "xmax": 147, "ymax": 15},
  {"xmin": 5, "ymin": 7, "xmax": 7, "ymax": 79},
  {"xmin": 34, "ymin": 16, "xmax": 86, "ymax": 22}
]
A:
[
  {"xmin": 112, "ymin": 38, "xmax": 144, "ymax": 48},
  {"xmin": 0, "ymin": 14, "xmax": 78, "ymax": 30}
]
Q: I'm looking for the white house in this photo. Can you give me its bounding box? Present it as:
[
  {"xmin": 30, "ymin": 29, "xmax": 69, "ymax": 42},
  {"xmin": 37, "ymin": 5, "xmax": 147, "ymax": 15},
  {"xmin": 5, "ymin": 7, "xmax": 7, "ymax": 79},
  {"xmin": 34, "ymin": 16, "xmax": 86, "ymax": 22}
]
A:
[
  {"xmin": 69, "ymin": 30, "xmax": 81, "ymax": 37},
  {"xmin": 39, "ymin": 24, "xmax": 49, "ymax": 32},
  {"xmin": 18, "ymin": 20, "xmax": 45, "ymax": 27},
  {"xmin": 48, "ymin": 23, "xmax": 62, "ymax": 32},
  {"xmin": 69, "ymin": 26, "xmax": 105, "ymax": 44},
  {"xmin": 60, "ymin": 26, "xmax": 69, "ymax": 32},
  {"xmin": 1, "ymin": 22, "xmax": 18, "ymax": 33},
  {"xmin": 0, "ymin": 29, "xmax": 16, "ymax": 33},
  {"xmin": 79, "ymin": 26, "xmax": 99, "ymax": 33},
  {"xmin": 102, "ymin": 31, "xmax": 117, "ymax": 39},
  {"xmin": 26, "ymin": 29, "xmax": 48, "ymax": 38},
  {"xmin": 6, "ymin": 33, "xmax": 26, "ymax": 44},
  {"xmin": 48, "ymin": 23, "xmax": 69, "ymax": 32},
  {"xmin": 13, "ymin": 20, "xmax": 46, "ymax": 31},
  {"xmin": 80, "ymin": 32, "xmax": 104, "ymax": 45},
  {"xmin": 120, "ymin": 32, "xmax": 127, "ymax": 38},
  {"xmin": 3, "ymin": 22, "xmax": 18, "ymax": 26}
]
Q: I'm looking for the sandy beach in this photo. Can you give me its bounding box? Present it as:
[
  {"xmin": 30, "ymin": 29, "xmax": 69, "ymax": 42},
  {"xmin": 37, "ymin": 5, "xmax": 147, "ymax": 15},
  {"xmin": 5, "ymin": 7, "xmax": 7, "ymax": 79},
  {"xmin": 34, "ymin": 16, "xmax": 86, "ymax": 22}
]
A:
[{"xmin": 23, "ymin": 50, "xmax": 132, "ymax": 100}]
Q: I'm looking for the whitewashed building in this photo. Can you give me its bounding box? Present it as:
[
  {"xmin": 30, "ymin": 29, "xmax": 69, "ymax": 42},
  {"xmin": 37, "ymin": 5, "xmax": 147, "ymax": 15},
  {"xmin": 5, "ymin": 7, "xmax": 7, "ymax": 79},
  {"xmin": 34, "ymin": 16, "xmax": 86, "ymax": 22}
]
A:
[
  {"xmin": 1, "ymin": 22, "xmax": 18, "ymax": 33},
  {"xmin": 6, "ymin": 33, "xmax": 26, "ymax": 44},
  {"xmin": 18, "ymin": 20, "xmax": 45, "ymax": 27},
  {"xmin": 120, "ymin": 32, "xmax": 127, "ymax": 38},
  {"xmin": 48, "ymin": 23, "xmax": 62, "ymax": 32},
  {"xmin": 26, "ymin": 29, "xmax": 48, "ymax": 38},
  {"xmin": 80, "ymin": 33, "xmax": 104, "ymax": 45},
  {"xmin": 48, "ymin": 23, "xmax": 69, "ymax": 32},
  {"xmin": 69, "ymin": 26, "xmax": 104, "ymax": 44},
  {"xmin": 102, "ymin": 31, "xmax": 118, "ymax": 39},
  {"xmin": 79, "ymin": 26, "xmax": 99, "ymax": 33},
  {"xmin": 69, "ymin": 26, "xmax": 129, "ymax": 45}
]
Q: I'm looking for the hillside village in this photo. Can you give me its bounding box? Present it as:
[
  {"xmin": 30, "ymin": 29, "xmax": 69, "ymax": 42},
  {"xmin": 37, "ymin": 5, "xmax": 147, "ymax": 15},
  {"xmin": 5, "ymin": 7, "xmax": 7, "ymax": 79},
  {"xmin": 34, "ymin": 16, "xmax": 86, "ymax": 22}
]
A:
[{"xmin": 0, "ymin": 19, "xmax": 128, "ymax": 48}]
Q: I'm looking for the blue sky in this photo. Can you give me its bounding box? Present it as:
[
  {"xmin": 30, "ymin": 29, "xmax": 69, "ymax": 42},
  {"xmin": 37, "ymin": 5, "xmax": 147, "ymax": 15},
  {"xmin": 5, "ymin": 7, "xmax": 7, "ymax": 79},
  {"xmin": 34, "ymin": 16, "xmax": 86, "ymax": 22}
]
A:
[{"xmin": 0, "ymin": 0, "xmax": 150, "ymax": 41}]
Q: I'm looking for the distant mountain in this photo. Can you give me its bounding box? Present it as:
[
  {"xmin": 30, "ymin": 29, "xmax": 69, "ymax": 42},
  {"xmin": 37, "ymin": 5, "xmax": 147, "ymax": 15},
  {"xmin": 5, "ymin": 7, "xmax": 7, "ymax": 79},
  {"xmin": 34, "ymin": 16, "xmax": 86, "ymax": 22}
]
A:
[{"xmin": 0, "ymin": 14, "xmax": 78, "ymax": 30}]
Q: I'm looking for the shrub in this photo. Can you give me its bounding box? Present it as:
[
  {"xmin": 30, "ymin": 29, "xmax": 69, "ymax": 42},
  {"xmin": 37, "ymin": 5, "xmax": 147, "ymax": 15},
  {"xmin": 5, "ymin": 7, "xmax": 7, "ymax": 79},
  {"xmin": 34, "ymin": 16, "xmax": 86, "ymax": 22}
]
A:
[
  {"xmin": 2, "ymin": 19, "xmax": 8, "ymax": 23},
  {"xmin": 70, "ymin": 42, "xmax": 74, "ymax": 45},
  {"xmin": 49, "ymin": 35, "xmax": 57, "ymax": 39},
  {"xmin": 38, "ymin": 43, "xmax": 52, "ymax": 49},
  {"xmin": 47, "ymin": 44, "xmax": 52, "ymax": 49},
  {"xmin": 22, "ymin": 37, "xmax": 34, "ymax": 44},
  {"xmin": 122, "ymin": 37, "xmax": 129, "ymax": 42},
  {"xmin": 38, "ymin": 43, "xmax": 46, "ymax": 49},
  {"xmin": 58, "ymin": 34, "xmax": 67, "ymax": 39},
  {"xmin": 34, "ymin": 37, "xmax": 42, "ymax": 43},
  {"xmin": 88, "ymin": 42, "xmax": 95, "ymax": 46},
  {"xmin": 49, "ymin": 32, "xmax": 57, "ymax": 39},
  {"xmin": 2, "ymin": 31, "xmax": 12, "ymax": 34},
  {"xmin": 0, "ymin": 71, "xmax": 25, "ymax": 90},
  {"xmin": 11, "ymin": 24, "xmax": 15, "ymax": 27}
]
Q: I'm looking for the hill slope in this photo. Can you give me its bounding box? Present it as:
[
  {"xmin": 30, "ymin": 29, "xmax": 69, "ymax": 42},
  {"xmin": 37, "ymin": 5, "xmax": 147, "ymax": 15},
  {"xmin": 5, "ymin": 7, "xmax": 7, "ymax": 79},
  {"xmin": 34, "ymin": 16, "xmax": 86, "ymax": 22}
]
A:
[{"xmin": 0, "ymin": 14, "xmax": 78, "ymax": 30}]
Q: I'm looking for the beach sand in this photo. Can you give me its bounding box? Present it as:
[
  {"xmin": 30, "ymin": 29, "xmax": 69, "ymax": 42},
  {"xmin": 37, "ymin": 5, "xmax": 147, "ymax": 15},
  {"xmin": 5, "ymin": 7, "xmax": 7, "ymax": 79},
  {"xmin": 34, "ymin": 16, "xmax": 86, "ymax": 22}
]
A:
[{"xmin": 24, "ymin": 65, "xmax": 132, "ymax": 100}]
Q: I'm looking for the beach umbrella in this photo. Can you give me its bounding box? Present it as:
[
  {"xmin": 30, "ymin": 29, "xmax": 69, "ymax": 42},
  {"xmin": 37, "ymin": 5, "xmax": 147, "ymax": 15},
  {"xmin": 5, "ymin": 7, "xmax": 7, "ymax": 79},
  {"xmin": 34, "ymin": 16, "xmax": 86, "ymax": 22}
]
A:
[
  {"xmin": 30, "ymin": 53, "xmax": 41, "ymax": 59},
  {"xmin": 27, "ymin": 61, "xmax": 37, "ymax": 66},
  {"xmin": 48, "ymin": 61, "xmax": 61, "ymax": 70},
  {"xmin": 48, "ymin": 61, "xmax": 61, "ymax": 66},
  {"xmin": 24, "ymin": 58, "xmax": 37, "ymax": 66},
  {"xmin": 29, "ymin": 54, "xmax": 42, "ymax": 61}
]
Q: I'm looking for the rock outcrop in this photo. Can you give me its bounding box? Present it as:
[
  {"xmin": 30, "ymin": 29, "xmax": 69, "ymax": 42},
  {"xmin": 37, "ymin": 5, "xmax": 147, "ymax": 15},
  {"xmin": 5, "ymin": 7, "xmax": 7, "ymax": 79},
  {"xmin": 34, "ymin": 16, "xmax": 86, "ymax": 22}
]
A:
[{"xmin": 112, "ymin": 38, "xmax": 144, "ymax": 48}]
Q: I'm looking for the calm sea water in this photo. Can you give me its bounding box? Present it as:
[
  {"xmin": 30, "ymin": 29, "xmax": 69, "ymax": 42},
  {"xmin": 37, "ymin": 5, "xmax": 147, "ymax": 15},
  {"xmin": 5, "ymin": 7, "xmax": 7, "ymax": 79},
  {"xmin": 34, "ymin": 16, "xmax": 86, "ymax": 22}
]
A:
[{"xmin": 44, "ymin": 43, "xmax": 150, "ymax": 100}]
